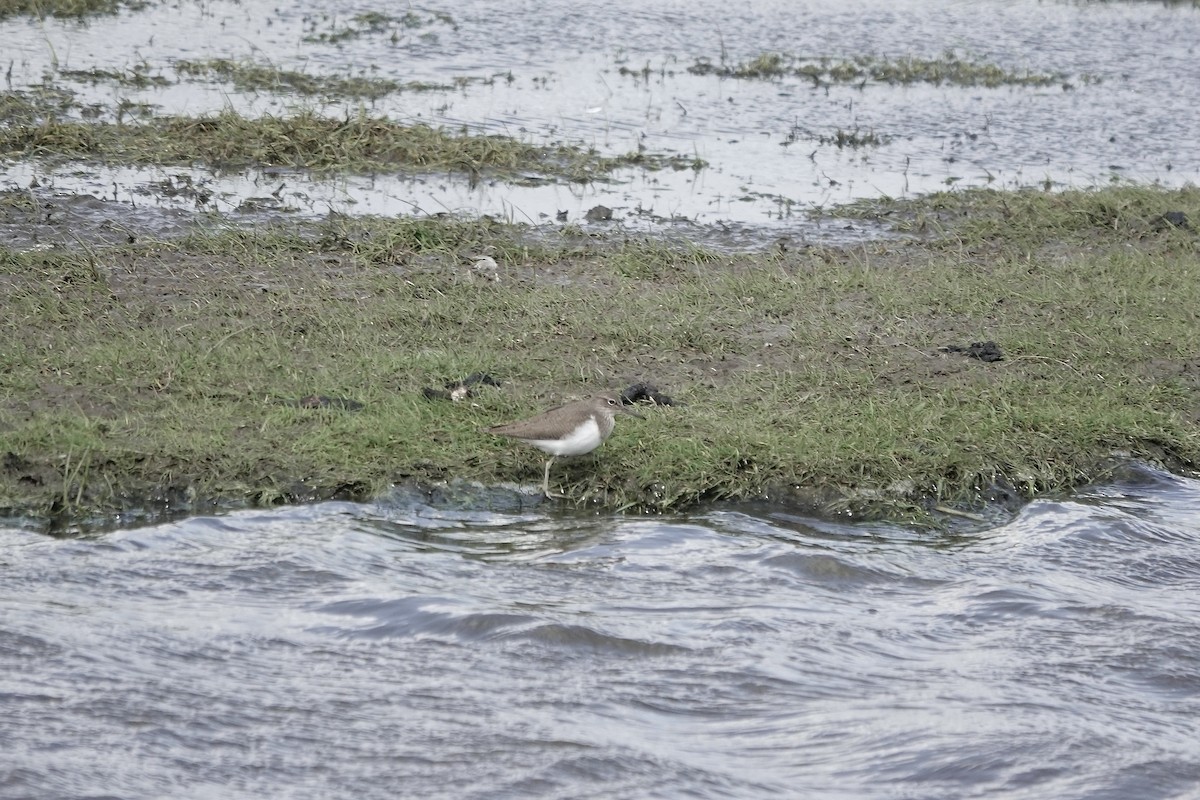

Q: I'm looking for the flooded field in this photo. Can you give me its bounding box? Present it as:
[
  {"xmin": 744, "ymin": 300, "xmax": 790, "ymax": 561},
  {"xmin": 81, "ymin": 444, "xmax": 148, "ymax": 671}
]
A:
[{"xmin": 2, "ymin": 0, "xmax": 1199, "ymax": 244}]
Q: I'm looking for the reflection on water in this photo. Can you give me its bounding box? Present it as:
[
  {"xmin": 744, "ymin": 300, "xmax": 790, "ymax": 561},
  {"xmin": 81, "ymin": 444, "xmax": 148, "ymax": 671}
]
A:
[
  {"xmin": 3, "ymin": 463, "xmax": 1199, "ymax": 799},
  {"xmin": 1, "ymin": 0, "xmax": 1198, "ymax": 243}
]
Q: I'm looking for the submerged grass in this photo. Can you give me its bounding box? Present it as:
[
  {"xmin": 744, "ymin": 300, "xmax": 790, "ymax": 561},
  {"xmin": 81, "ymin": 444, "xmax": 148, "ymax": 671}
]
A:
[
  {"xmin": 830, "ymin": 184, "xmax": 1200, "ymax": 244},
  {"xmin": 172, "ymin": 59, "xmax": 496, "ymax": 98},
  {"xmin": 58, "ymin": 66, "xmax": 171, "ymax": 89},
  {"xmin": 690, "ymin": 51, "xmax": 1068, "ymax": 87},
  {"xmin": 2, "ymin": 185, "xmax": 1198, "ymax": 525},
  {"xmin": 817, "ymin": 127, "xmax": 885, "ymax": 148},
  {"xmin": 0, "ymin": 107, "xmax": 706, "ymax": 179},
  {"xmin": 0, "ymin": 0, "xmax": 141, "ymax": 18},
  {"xmin": 0, "ymin": 87, "xmax": 78, "ymax": 125},
  {"xmin": 174, "ymin": 59, "xmax": 400, "ymax": 100},
  {"xmin": 301, "ymin": 9, "xmax": 457, "ymax": 44}
]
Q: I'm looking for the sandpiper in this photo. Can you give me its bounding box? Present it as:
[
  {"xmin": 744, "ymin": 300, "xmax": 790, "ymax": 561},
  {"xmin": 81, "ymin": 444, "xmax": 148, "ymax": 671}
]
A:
[{"xmin": 487, "ymin": 392, "xmax": 642, "ymax": 499}]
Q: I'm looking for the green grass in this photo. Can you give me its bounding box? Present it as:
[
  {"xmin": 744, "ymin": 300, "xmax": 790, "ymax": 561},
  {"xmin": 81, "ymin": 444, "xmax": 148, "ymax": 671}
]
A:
[{"xmin": 2, "ymin": 186, "xmax": 1199, "ymax": 525}]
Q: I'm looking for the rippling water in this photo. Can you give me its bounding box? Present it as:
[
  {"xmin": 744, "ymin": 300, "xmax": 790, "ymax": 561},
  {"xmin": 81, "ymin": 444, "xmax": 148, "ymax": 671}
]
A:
[{"xmin": 3, "ymin": 464, "xmax": 1200, "ymax": 799}]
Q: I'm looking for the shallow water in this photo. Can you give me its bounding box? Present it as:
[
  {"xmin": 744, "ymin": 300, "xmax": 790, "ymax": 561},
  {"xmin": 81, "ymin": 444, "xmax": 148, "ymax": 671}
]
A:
[
  {"xmin": 4, "ymin": 463, "xmax": 1200, "ymax": 799},
  {"xmin": 2, "ymin": 0, "xmax": 1199, "ymax": 245}
]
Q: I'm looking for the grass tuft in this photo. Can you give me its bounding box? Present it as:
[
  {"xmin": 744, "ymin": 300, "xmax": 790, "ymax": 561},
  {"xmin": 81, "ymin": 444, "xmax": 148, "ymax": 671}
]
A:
[
  {"xmin": 174, "ymin": 59, "xmax": 404, "ymax": 100},
  {"xmin": 0, "ymin": 108, "xmax": 707, "ymax": 180},
  {"xmin": 690, "ymin": 51, "xmax": 1066, "ymax": 88},
  {"xmin": 0, "ymin": 0, "xmax": 143, "ymax": 18}
]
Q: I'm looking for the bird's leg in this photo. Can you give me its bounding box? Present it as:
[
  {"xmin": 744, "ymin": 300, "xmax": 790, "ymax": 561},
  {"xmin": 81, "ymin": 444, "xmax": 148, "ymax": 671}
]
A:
[{"xmin": 542, "ymin": 457, "xmax": 569, "ymax": 499}]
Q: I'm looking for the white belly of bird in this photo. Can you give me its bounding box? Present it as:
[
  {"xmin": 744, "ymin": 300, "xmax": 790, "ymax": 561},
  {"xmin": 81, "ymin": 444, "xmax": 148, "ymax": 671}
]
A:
[{"xmin": 528, "ymin": 417, "xmax": 603, "ymax": 457}]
